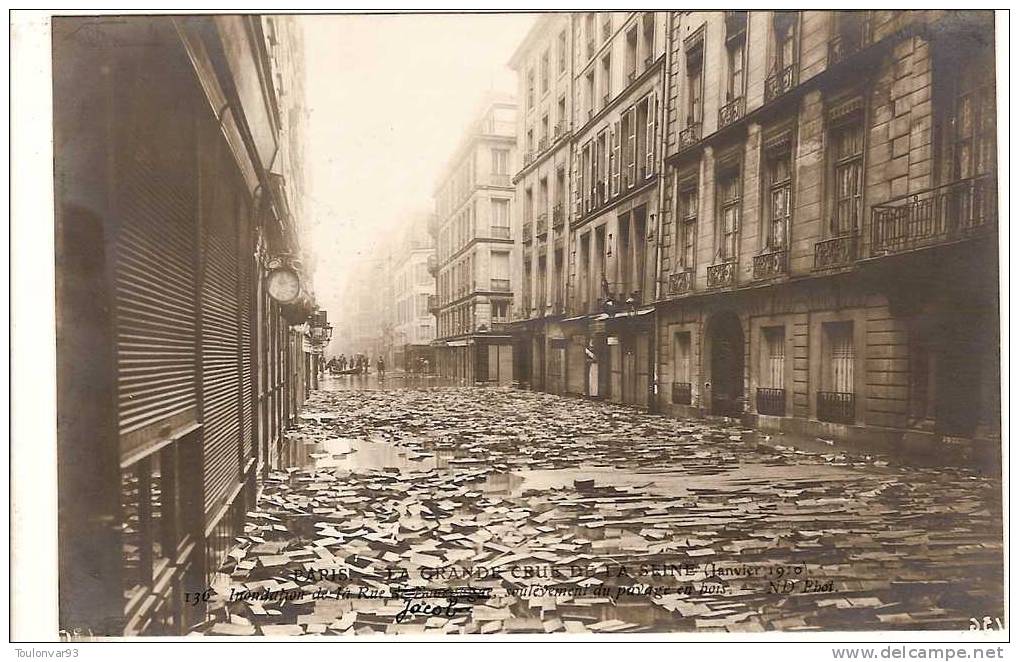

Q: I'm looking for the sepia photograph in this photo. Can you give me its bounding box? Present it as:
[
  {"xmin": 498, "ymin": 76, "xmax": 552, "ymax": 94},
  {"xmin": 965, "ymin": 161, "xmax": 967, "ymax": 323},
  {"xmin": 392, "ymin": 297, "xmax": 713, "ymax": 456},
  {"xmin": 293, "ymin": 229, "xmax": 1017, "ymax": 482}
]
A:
[{"xmin": 8, "ymin": 6, "xmax": 1008, "ymax": 648}]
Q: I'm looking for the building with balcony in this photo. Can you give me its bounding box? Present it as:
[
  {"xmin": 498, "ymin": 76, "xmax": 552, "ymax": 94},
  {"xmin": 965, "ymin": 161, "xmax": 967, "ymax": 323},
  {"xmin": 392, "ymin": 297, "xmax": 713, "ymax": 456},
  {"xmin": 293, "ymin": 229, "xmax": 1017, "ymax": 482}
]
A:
[
  {"xmin": 390, "ymin": 214, "xmax": 436, "ymax": 371},
  {"xmin": 654, "ymin": 11, "xmax": 998, "ymax": 460},
  {"xmin": 560, "ymin": 11, "xmax": 668, "ymax": 407},
  {"xmin": 431, "ymin": 96, "xmax": 519, "ymax": 383},
  {"xmin": 508, "ymin": 12, "xmax": 575, "ymax": 394}
]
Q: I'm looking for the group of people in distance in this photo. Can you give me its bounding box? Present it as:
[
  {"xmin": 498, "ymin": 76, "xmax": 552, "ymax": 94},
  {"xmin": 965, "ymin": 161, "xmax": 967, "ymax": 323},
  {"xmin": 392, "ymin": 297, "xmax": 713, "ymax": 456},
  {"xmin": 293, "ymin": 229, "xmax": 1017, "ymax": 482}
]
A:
[{"xmin": 326, "ymin": 353, "xmax": 384, "ymax": 377}]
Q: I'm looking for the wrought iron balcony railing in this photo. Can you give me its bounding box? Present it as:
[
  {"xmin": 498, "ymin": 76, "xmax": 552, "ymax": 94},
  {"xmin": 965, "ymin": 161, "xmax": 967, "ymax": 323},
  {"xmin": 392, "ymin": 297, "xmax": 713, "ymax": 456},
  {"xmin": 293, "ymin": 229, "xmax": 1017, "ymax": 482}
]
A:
[
  {"xmin": 818, "ymin": 391, "xmax": 855, "ymax": 424},
  {"xmin": 678, "ymin": 122, "xmax": 701, "ymax": 151},
  {"xmin": 490, "ymin": 225, "xmax": 511, "ymax": 240},
  {"xmin": 814, "ymin": 233, "xmax": 858, "ymax": 270},
  {"xmin": 756, "ymin": 387, "xmax": 786, "ymax": 416},
  {"xmin": 706, "ymin": 260, "xmax": 736, "ymax": 289},
  {"xmin": 537, "ymin": 136, "xmax": 549, "ymax": 152},
  {"xmin": 718, "ymin": 96, "xmax": 745, "ymax": 129},
  {"xmin": 552, "ymin": 203, "xmax": 565, "ymax": 230},
  {"xmin": 753, "ymin": 249, "xmax": 787, "ymax": 280},
  {"xmin": 427, "ymin": 294, "xmax": 440, "ymax": 313},
  {"xmin": 672, "ymin": 382, "xmax": 692, "ymax": 405},
  {"xmin": 536, "ymin": 212, "xmax": 549, "ymax": 237},
  {"xmin": 667, "ymin": 269, "xmax": 693, "ymax": 296},
  {"xmin": 553, "ymin": 121, "xmax": 570, "ymax": 139},
  {"xmin": 871, "ymin": 175, "xmax": 996, "ymax": 256},
  {"xmin": 765, "ymin": 64, "xmax": 797, "ymax": 102},
  {"xmin": 644, "ymin": 55, "xmax": 654, "ymax": 69}
]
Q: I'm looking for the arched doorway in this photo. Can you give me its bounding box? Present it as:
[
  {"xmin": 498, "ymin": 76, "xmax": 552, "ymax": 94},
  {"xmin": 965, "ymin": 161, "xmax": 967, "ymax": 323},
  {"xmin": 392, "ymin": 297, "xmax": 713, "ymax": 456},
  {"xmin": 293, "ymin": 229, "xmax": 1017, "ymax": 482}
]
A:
[{"xmin": 706, "ymin": 311, "xmax": 745, "ymax": 417}]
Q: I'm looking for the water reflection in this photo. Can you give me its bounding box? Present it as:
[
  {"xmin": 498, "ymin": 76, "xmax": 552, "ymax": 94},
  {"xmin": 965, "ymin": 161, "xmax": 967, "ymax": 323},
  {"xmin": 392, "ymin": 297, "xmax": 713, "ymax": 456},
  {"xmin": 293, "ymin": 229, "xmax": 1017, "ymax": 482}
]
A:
[{"xmin": 320, "ymin": 372, "xmax": 462, "ymax": 392}]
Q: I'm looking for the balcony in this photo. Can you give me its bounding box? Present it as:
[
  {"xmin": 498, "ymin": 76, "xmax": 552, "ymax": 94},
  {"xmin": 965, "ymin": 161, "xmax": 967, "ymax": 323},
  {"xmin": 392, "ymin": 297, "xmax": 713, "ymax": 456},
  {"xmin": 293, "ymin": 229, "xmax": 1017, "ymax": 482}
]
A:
[
  {"xmin": 537, "ymin": 136, "xmax": 549, "ymax": 153},
  {"xmin": 818, "ymin": 391, "xmax": 855, "ymax": 424},
  {"xmin": 871, "ymin": 175, "xmax": 996, "ymax": 256},
  {"xmin": 706, "ymin": 260, "xmax": 736, "ymax": 289},
  {"xmin": 765, "ymin": 64, "xmax": 797, "ymax": 102},
  {"xmin": 522, "ymin": 221, "xmax": 533, "ymax": 244},
  {"xmin": 553, "ymin": 121, "xmax": 570, "ymax": 139},
  {"xmin": 602, "ymin": 22, "xmax": 611, "ymax": 41},
  {"xmin": 427, "ymin": 294, "xmax": 440, "ymax": 313},
  {"xmin": 489, "ymin": 173, "xmax": 511, "ymax": 187},
  {"xmin": 753, "ymin": 249, "xmax": 787, "ymax": 280},
  {"xmin": 671, "ymin": 382, "xmax": 692, "ymax": 405},
  {"xmin": 490, "ymin": 225, "xmax": 511, "ymax": 240},
  {"xmin": 718, "ymin": 96, "xmax": 745, "ymax": 129},
  {"xmin": 756, "ymin": 388, "xmax": 786, "ymax": 416},
  {"xmin": 536, "ymin": 212, "xmax": 549, "ymax": 237},
  {"xmin": 828, "ymin": 16, "xmax": 871, "ymax": 66},
  {"xmin": 814, "ymin": 233, "xmax": 858, "ymax": 270},
  {"xmin": 626, "ymin": 70, "xmax": 636, "ymax": 85},
  {"xmin": 667, "ymin": 269, "xmax": 692, "ymax": 296},
  {"xmin": 522, "ymin": 150, "xmax": 534, "ymax": 166},
  {"xmin": 678, "ymin": 122, "xmax": 701, "ymax": 151},
  {"xmin": 552, "ymin": 203, "xmax": 565, "ymax": 230},
  {"xmin": 587, "ymin": 39, "xmax": 595, "ymax": 58},
  {"xmin": 644, "ymin": 55, "xmax": 654, "ymax": 69},
  {"xmin": 602, "ymin": 93, "xmax": 611, "ymax": 109},
  {"xmin": 490, "ymin": 278, "xmax": 510, "ymax": 292}
]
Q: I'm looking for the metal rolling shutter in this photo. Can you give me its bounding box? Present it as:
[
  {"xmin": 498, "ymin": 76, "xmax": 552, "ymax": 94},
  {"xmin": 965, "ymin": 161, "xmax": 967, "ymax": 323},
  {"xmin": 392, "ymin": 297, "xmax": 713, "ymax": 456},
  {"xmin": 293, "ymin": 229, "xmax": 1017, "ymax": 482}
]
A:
[
  {"xmin": 201, "ymin": 142, "xmax": 242, "ymax": 517},
  {"xmin": 114, "ymin": 84, "xmax": 198, "ymax": 461},
  {"xmin": 239, "ymin": 225, "xmax": 255, "ymax": 470}
]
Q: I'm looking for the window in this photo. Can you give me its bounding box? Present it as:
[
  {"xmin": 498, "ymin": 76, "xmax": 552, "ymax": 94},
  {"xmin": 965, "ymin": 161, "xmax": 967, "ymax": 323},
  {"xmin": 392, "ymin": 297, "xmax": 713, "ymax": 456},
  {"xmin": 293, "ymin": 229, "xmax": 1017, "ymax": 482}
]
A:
[
  {"xmin": 642, "ymin": 12, "xmax": 656, "ymax": 65},
  {"xmin": 637, "ymin": 93, "xmax": 657, "ymax": 179},
  {"xmin": 601, "ymin": 54, "xmax": 612, "ymax": 105},
  {"xmin": 762, "ymin": 327, "xmax": 786, "ymax": 389},
  {"xmin": 556, "ymin": 96, "xmax": 567, "ymax": 131},
  {"xmin": 625, "ymin": 27, "xmax": 638, "ymax": 82},
  {"xmin": 540, "ymin": 49, "xmax": 550, "ymax": 94},
  {"xmin": 580, "ymin": 142, "xmax": 592, "ymax": 212},
  {"xmin": 557, "ymin": 30, "xmax": 567, "ymax": 73},
  {"xmin": 610, "ymin": 120, "xmax": 621, "ymax": 194},
  {"xmin": 686, "ymin": 43, "xmax": 704, "ymax": 126},
  {"xmin": 831, "ymin": 119, "xmax": 863, "ymax": 235},
  {"xmin": 595, "ymin": 131, "xmax": 607, "ymax": 205},
  {"xmin": 524, "ymin": 187, "xmax": 534, "ymax": 222},
  {"xmin": 726, "ymin": 38, "xmax": 745, "ymax": 101},
  {"xmin": 954, "ymin": 83, "xmax": 996, "ymax": 179},
  {"xmin": 602, "ymin": 13, "xmax": 612, "ymax": 42},
  {"xmin": 772, "ymin": 11, "xmax": 797, "ymax": 71},
  {"xmin": 526, "ymin": 128, "xmax": 534, "ymax": 153},
  {"xmin": 555, "ymin": 168, "xmax": 566, "ymax": 208},
  {"xmin": 717, "ymin": 168, "xmax": 741, "ymax": 260},
  {"xmin": 585, "ymin": 14, "xmax": 596, "ymax": 57},
  {"xmin": 674, "ymin": 332, "xmax": 691, "ymax": 383},
  {"xmin": 526, "ymin": 68, "xmax": 535, "ymax": 109},
  {"xmin": 417, "ymin": 293, "xmax": 429, "ymax": 316},
  {"xmin": 541, "ymin": 114, "xmax": 549, "ymax": 144},
  {"xmin": 677, "ymin": 185, "xmax": 698, "ymax": 268},
  {"xmin": 826, "ymin": 322, "xmax": 854, "ymax": 393},
  {"xmin": 491, "ymin": 149, "xmax": 508, "ymax": 175},
  {"xmin": 622, "ymin": 106, "xmax": 637, "ymax": 187},
  {"xmin": 539, "ymin": 177, "xmax": 549, "ymax": 213},
  {"xmin": 585, "ymin": 71, "xmax": 596, "ymax": 118},
  {"xmin": 765, "ymin": 149, "xmax": 792, "ymax": 249},
  {"xmin": 491, "ymin": 198, "xmax": 510, "ymax": 238}
]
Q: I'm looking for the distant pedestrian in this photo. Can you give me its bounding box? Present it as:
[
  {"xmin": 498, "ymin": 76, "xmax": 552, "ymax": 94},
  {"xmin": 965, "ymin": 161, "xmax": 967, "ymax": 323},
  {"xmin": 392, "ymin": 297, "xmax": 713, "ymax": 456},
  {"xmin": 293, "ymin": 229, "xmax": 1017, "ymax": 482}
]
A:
[{"xmin": 377, "ymin": 356, "xmax": 386, "ymax": 378}]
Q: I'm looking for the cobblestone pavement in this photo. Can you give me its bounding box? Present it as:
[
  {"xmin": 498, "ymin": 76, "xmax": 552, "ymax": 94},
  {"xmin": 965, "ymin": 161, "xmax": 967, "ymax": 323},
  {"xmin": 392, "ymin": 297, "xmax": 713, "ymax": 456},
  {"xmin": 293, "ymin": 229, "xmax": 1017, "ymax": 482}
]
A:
[{"xmin": 197, "ymin": 376, "xmax": 1003, "ymax": 635}]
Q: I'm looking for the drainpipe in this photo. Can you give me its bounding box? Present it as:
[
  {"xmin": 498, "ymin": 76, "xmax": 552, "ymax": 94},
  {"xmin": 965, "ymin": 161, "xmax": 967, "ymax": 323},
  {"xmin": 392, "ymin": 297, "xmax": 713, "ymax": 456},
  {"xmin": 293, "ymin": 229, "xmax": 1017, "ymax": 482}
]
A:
[{"xmin": 649, "ymin": 11, "xmax": 673, "ymax": 415}]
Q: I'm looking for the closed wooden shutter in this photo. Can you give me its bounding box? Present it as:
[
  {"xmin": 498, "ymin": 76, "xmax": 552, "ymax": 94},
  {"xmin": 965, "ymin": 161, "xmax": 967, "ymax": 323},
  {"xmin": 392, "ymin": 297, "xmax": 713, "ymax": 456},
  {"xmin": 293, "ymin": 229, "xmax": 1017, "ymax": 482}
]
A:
[
  {"xmin": 200, "ymin": 134, "xmax": 242, "ymax": 517},
  {"xmin": 114, "ymin": 59, "xmax": 198, "ymax": 462}
]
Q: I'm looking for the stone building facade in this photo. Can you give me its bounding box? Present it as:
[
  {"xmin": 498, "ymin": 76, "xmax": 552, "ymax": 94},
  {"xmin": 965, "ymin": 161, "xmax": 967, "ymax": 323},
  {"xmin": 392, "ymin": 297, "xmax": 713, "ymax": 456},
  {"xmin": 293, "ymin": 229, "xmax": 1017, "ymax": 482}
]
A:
[
  {"xmin": 507, "ymin": 11, "xmax": 998, "ymax": 462},
  {"xmin": 431, "ymin": 97, "xmax": 519, "ymax": 384},
  {"xmin": 508, "ymin": 12, "xmax": 575, "ymax": 394}
]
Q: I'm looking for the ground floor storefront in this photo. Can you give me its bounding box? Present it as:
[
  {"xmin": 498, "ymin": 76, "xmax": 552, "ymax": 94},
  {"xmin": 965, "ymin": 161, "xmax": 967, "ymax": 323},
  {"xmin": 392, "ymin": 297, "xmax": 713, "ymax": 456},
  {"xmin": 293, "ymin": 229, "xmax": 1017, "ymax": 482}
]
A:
[
  {"xmin": 433, "ymin": 334, "xmax": 514, "ymax": 385},
  {"xmin": 655, "ymin": 264, "xmax": 1000, "ymax": 467}
]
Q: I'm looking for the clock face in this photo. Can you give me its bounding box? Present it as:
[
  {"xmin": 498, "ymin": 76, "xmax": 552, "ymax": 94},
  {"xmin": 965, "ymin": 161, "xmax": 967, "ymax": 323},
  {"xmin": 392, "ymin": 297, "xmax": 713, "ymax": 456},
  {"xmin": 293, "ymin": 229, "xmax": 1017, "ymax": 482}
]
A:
[{"xmin": 267, "ymin": 267, "xmax": 301, "ymax": 304}]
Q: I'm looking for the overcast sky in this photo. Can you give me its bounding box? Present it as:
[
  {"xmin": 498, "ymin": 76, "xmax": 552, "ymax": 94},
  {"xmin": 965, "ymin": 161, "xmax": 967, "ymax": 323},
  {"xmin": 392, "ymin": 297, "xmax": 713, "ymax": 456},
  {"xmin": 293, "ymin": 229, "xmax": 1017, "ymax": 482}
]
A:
[{"xmin": 299, "ymin": 13, "xmax": 536, "ymax": 317}]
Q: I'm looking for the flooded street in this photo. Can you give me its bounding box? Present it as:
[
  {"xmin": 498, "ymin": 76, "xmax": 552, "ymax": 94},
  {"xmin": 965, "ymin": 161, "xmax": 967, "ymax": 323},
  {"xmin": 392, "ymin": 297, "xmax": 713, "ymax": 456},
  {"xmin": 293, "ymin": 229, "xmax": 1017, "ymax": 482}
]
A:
[{"xmin": 199, "ymin": 376, "xmax": 1003, "ymax": 635}]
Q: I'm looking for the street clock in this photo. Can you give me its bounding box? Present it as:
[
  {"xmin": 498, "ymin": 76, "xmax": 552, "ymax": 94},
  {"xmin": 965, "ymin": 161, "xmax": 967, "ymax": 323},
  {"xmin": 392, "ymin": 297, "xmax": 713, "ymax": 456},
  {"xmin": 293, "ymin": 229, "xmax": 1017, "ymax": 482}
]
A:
[{"xmin": 266, "ymin": 265, "xmax": 301, "ymax": 304}]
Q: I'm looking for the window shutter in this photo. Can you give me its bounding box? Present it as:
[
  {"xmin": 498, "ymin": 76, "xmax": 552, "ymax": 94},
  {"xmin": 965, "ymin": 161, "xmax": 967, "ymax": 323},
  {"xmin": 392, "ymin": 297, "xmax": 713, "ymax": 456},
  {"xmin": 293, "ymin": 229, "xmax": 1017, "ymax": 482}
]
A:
[
  {"xmin": 645, "ymin": 93, "xmax": 657, "ymax": 178},
  {"xmin": 611, "ymin": 121, "xmax": 622, "ymax": 195},
  {"xmin": 626, "ymin": 107, "xmax": 637, "ymax": 186}
]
